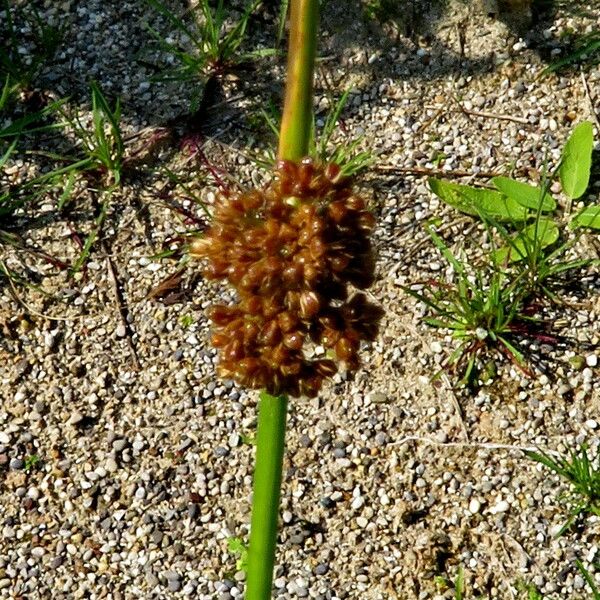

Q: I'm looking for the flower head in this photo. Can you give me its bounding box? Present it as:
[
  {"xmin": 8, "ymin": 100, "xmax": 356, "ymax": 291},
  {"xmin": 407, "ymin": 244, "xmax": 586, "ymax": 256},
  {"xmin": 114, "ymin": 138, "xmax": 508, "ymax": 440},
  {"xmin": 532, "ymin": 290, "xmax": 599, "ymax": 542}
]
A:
[{"xmin": 191, "ymin": 158, "xmax": 381, "ymax": 397}]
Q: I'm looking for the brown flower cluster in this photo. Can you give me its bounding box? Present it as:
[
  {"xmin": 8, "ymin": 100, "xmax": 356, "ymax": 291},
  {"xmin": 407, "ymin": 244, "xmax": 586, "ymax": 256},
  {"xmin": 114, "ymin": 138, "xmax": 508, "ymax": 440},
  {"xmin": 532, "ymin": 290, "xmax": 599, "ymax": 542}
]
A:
[{"xmin": 191, "ymin": 158, "xmax": 382, "ymax": 397}]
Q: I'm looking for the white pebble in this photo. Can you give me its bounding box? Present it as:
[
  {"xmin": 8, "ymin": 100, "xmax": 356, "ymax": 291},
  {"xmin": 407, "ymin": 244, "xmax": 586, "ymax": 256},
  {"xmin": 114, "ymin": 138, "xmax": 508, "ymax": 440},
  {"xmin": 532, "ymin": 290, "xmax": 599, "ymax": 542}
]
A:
[
  {"xmin": 430, "ymin": 341, "xmax": 442, "ymax": 354},
  {"xmin": 586, "ymin": 354, "xmax": 598, "ymax": 367},
  {"xmin": 490, "ymin": 500, "xmax": 509, "ymax": 514},
  {"xmin": 468, "ymin": 499, "xmax": 481, "ymax": 514},
  {"xmin": 356, "ymin": 516, "xmax": 368, "ymax": 528},
  {"xmin": 351, "ymin": 496, "xmax": 365, "ymax": 510}
]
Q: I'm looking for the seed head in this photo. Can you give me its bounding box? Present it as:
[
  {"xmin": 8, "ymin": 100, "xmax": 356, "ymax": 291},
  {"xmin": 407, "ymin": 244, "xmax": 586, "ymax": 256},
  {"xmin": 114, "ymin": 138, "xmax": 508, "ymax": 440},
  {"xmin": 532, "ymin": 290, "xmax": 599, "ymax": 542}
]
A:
[{"xmin": 191, "ymin": 158, "xmax": 382, "ymax": 397}]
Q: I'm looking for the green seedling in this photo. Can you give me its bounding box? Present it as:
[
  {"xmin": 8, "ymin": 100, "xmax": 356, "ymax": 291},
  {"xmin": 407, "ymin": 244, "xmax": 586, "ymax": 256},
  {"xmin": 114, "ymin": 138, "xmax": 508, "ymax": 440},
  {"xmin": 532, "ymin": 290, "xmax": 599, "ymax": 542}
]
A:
[
  {"xmin": 179, "ymin": 314, "xmax": 194, "ymax": 328},
  {"xmin": 516, "ymin": 580, "xmax": 544, "ymax": 600},
  {"xmin": 543, "ymin": 30, "xmax": 600, "ymax": 75},
  {"xmin": 227, "ymin": 536, "xmax": 249, "ymax": 573},
  {"xmin": 0, "ymin": 97, "xmax": 69, "ymax": 140},
  {"xmin": 241, "ymin": 433, "xmax": 257, "ymax": 446},
  {"xmin": 429, "ymin": 121, "xmax": 599, "ymax": 301},
  {"xmin": 143, "ymin": 0, "xmax": 272, "ymax": 109},
  {"xmin": 576, "ymin": 559, "xmax": 600, "ymax": 600},
  {"xmin": 70, "ymin": 192, "xmax": 110, "ymax": 274},
  {"xmin": 23, "ymin": 454, "xmax": 41, "ymax": 472},
  {"xmin": 0, "ymin": 0, "xmax": 65, "ymax": 109},
  {"xmin": 483, "ymin": 171, "xmax": 593, "ymax": 302},
  {"xmin": 434, "ymin": 566, "xmax": 465, "ymax": 599},
  {"xmin": 57, "ymin": 82, "xmax": 125, "ymax": 186},
  {"xmin": 526, "ymin": 444, "xmax": 600, "ymax": 536},
  {"xmin": 258, "ymin": 89, "xmax": 374, "ymax": 177},
  {"xmin": 404, "ymin": 225, "xmax": 530, "ymax": 386}
]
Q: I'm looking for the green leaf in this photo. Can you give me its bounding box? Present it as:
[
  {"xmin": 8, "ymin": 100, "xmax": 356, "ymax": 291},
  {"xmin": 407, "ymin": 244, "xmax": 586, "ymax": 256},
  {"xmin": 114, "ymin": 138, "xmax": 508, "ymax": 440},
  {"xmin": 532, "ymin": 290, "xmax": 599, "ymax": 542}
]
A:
[
  {"xmin": 570, "ymin": 205, "xmax": 600, "ymax": 230},
  {"xmin": 492, "ymin": 176, "xmax": 556, "ymax": 212},
  {"xmin": 494, "ymin": 218, "xmax": 560, "ymax": 264},
  {"xmin": 429, "ymin": 178, "xmax": 529, "ymax": 221},
  {"xmin": 560, "ymin": 121, "xmax": 594, "ymax": 200}
]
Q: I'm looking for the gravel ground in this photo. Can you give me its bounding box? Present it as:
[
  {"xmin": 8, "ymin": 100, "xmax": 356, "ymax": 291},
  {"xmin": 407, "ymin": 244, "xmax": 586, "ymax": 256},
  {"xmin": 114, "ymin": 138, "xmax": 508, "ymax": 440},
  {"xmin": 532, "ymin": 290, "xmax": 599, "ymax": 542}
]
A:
[{"xmin": 1, "ymin": 0, "xmax": 600, "ymax": 598}]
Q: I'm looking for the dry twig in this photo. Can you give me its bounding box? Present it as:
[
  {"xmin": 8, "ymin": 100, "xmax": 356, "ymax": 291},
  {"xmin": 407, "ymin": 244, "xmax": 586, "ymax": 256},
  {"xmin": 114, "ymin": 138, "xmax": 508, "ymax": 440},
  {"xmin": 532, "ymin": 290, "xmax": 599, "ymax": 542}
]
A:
[{"xmin": 104, "ymin": 253, "xmax": 141, "ymax": 369}]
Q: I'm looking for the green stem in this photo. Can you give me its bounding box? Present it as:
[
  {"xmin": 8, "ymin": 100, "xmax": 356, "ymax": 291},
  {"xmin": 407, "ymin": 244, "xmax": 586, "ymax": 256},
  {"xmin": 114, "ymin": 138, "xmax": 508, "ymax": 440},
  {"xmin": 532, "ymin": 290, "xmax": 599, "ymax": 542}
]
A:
[
  {"xmin": 277, "ymin": 0, "xmax": 319, "ymax": 161},
  {"xmin": 246, "ymin": 391, "xmax": 288, "ymax": 600},
  {"xmin": 246, "ymin": 3, "xmax": 318, "ymax": 597}
]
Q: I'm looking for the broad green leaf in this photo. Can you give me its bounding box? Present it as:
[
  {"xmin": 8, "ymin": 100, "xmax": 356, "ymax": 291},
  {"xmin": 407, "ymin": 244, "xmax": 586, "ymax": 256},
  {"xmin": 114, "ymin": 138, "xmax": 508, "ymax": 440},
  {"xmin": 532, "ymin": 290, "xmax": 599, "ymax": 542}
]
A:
[
  {"xmin": 429, "ymin": 178, "xmax": 529, "ymax": 221},
  {"xmin": 560, "ymin": 121, "xmax": 594, "ymax": 200},
  {"xmin": 492, "ymin": 176, "xmax": 556, "ymax": 212},
  {"xmin": 570, "ymin": 204, "xmax": 600, "ymax": 230},
  {"xmin": 494, "ymin": 218, "xmax": 560, "ymax": 264}
]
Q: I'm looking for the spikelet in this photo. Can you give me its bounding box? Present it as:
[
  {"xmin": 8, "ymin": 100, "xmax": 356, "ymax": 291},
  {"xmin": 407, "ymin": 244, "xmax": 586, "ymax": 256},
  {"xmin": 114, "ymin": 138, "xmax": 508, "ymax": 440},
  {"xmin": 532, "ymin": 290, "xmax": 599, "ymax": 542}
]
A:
[{"xmin": 191, "ymin": 158, "xmax": 382, "ymax": 397}]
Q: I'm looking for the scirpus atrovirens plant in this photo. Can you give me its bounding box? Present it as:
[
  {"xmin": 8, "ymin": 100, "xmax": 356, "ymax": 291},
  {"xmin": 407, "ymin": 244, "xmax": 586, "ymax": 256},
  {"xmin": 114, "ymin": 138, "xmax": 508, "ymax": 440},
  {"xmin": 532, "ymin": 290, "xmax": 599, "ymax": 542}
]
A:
[{"xmin": 190, "ymin": 1, "xmax": 381, "ymax": 598}]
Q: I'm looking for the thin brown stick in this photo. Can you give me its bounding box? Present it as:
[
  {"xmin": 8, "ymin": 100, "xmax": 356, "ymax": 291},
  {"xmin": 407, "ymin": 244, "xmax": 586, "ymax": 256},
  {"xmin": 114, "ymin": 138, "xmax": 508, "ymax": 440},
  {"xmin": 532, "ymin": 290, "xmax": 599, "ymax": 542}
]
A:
[
  {"xmin": 374, "ymin": 165, "xmax": 502, "ymax": 179},
  {"xmin": 104, "ymin": 253, "xmax": 141, "ymax": 370},
  {"xmin": 581, "ymin": 72, "xmax": 600, "ymax": 131},
  {"xmin": 2, "ymin": 261, "xmax": 75, "ymax": 322},
  {"xmin": 388, "ymin": 435, "xmax": 560, "ymax": 456},
  {"xmin": 417, "ymin": 100, "xmax": 449, "ymax": 134},
  {"xmin": 455, "ymin": 103, "xmax": 530, "ymax": 125}
]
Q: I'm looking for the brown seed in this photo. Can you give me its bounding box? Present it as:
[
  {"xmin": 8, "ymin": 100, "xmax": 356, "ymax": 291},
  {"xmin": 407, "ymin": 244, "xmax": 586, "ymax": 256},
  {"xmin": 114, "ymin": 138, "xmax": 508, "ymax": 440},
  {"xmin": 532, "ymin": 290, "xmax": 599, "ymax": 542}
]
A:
[
  {"xmin": 358, "ymin": 212, "xmax": 376, "ymax": 231},
  {"xmin": 237, "ymin": 357, "xmax": 261, "ymax": 377},
  {"xmin": 328, "ymin": 200, "xmax": 348, "ymax": 223},
  {"xmin": 314, "ymin": 359, "xmax": 337, "ymax": 377},
  {"xmin": 263, "ymin": 256, "xmax": 282, "ymax": 275},
  {"xmin": 330, "ymin": 253, "xmax": 351, "ymax": 272},
  {"xmin": 346, "ymin": 196, "xmax": 365, "ymax": 212},
  {"xmin": 309, "ymin": 215, "xmax": 325, "ymax": 236},
  {"xmin": 277, "ymin": 311, "xmax": 298, "ymax": 333},
  {"xmin": 299, "ymin": 291, "xmax": 320, "ymax": 320},
  {"xmin": 270, "ymin": 344, "xmax": 290, "ymax": 367},
  {"xmin": 299, "ymin": 374, "xmax": 323, "ymax": 397},
  {"xmin": 224, "ymin": 339, "xmax": 244, "ymax": 362},
  {"xmin": 262, "ymin": 297, "xmax": 281, "ymax": 318},
  {"xmin": 228, "ymin": 198, "xmax": 245, "ymax": 214},
  {"xmin": 241, "ymin": 295, "xmax": 263, "ymax": 315},
  {"xmin": 243, "ymin": 228, "xmax": 266, "ymax": 247},
  {"xmin": 285, "ymin": 291, "xmax": 300, "ymax": 312},
  {"xmin": 303, "ymin": 263, "xmax": 319, "ymax": 285},
  {"xmin": 189, "ymin": 236, "xmax": 212, "ymax": 257},
  {"xmin": 211, "ymin": 332, "xmax": 229, "ymax": 348},
  {"xmin": 204, "ymin": 260, "xmax": 228, "ymax": 279},
  {"xmin": 324, "ymin": 162, "xmax": 341, "ymax": 182},
  {"xmin": 227, "ymin": 262, "xmax": 247, "ymax": 284},
  {"xmin": 280, "ymin": 361, "xmax": 302, "ymax": 376},
  {"xmin": 259, "ymin": 319, "xmax": 281, "ymax": 346},
  {"xmin": 321, "ymin": 327, "xmax": 341, "ymax": 347},
  {"xmin": 208, "ymin": 305, "xmax": 235, "ymax": 326},
  {"xmin": 308, "ymin": 236, "xmax": 326, "ymax": 260},
  {"xmin": 282, "ymin": 263, "xmax": 302, "ymax": 287},
  {"xmin": 298, "ymin": 159, "xmax": 314, "ymax": 189},
  {"xmin": 279, "ymin": 222, "xmax": 297, "ymax": 241},
  {"xmin": 242, "ymin": 190, "xmax": 264, "ymax": 211},
  {"xmin": 242, "ymin": 321, "xmax": 260, "ymax": 345},
  {"xmin": 335, "ymin": 336, "xmax": 359, "ymax": 362},
  {"xmin": 283, "ymin": 331, "xmax": 304, "ymax": 350}
]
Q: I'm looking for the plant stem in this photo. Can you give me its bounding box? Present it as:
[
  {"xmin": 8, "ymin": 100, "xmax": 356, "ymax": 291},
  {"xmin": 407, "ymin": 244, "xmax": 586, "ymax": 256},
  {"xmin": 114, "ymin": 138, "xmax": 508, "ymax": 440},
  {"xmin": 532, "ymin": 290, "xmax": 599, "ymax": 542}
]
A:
[
  {"xmin": 246, "ymin": 3, "xmax": 318, "ymax": 598},
  {"xmin": 277, "ymin": 0, "xmax": 319, "ymax": 161},
  {"xmin": 245, "ymin": 391, "xmax": 288, "ymax": 600}
]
